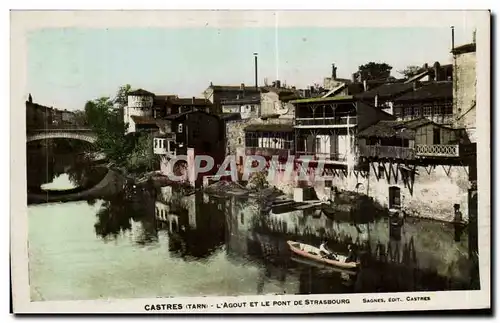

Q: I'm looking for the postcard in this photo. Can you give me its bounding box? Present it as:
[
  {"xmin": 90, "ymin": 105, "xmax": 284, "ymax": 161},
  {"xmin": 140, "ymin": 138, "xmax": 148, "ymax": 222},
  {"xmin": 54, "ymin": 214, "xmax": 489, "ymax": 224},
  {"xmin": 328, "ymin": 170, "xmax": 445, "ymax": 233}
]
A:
[{"xmin": 10, "ymin": 10, "xmax": 491, "ymax": 314}]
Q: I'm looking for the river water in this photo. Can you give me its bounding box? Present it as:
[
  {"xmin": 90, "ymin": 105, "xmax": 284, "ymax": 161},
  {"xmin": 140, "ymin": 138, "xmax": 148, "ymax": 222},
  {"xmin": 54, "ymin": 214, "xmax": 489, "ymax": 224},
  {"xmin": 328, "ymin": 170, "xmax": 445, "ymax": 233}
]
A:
[{"xmin": 27, "ymin": 146, "xmax": 479, "ymax": 302}]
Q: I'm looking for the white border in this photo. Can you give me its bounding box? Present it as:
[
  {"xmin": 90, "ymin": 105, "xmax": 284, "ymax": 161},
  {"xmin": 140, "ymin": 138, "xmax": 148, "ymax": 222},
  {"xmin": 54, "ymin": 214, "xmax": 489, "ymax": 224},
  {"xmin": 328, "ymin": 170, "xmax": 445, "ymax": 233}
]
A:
[{"xmin": 9, "ymin": 9, "xmax": 491, "ymax": 314}]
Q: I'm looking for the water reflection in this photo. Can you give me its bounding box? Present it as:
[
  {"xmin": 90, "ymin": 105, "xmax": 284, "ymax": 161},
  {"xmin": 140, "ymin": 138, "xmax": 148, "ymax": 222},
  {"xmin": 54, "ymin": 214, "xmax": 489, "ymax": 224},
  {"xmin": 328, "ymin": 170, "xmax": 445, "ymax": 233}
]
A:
[
  {"xmin": 27, "ymin": 141, "xmax": 107, "ymax": 197},
  {"xmin": 88, "ymin": 183, "xmax": 473, "ymax": 295}
]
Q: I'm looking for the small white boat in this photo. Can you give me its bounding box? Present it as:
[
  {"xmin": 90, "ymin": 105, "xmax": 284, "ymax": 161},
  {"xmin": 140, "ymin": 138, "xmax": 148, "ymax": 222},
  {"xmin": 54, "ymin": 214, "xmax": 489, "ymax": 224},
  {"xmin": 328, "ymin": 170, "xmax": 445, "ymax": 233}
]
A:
[{"xmin": 287, "ymin": 241, "xmax": 360, "ymax": 273}]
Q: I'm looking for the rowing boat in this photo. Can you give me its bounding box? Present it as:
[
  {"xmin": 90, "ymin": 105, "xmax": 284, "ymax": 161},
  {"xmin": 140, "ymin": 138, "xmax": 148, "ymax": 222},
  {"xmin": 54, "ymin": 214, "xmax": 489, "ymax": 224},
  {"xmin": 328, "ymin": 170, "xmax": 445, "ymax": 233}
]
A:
[{"xmin": 287, "ymin": 240, "xmax": 360, "ymax": 271}]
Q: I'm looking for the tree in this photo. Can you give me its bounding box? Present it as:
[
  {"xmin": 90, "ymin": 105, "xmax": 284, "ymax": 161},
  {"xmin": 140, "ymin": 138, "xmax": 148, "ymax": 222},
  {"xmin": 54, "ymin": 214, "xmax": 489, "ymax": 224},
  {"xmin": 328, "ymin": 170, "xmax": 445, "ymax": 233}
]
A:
[
  {"xmin": 398, "ymin": 65, "xmax": 424, "ymax": 79},
  {"xmin": 353, "ymin": 62, "xmax": 393, "ymax": 82}
]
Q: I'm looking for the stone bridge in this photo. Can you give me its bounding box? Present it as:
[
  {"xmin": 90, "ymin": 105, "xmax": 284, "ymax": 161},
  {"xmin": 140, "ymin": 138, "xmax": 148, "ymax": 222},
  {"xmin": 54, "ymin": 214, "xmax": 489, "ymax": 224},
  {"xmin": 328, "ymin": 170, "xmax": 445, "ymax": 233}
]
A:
[{"xmin": 26, "ymin": 128, "xmax": 97, "ymax": 143}]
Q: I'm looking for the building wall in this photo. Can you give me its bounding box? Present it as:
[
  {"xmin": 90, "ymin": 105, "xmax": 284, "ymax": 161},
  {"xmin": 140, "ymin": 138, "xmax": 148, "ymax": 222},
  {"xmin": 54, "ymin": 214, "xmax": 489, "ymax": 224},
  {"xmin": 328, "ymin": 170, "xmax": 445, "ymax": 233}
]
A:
[
  {"xmin": 226, "ymin": 118, "xmax": 293, "ymax": 163},
  {"xmin": 453, "ymin": 51, "xmax": 477, "ymax": 143},
  {"xmin": 260, "ymin": 92, "xmax": 295, "ymax": 118},
  {"xmin": 313, "ymin": 162, "xmax": 470, "ymax": 223}
]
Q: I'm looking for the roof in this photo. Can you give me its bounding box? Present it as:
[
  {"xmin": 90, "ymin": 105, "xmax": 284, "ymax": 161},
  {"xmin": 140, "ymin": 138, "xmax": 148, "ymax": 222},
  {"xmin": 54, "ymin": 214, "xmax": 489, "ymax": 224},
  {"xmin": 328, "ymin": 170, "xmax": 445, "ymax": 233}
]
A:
[
  {"xmin": 128, "ymin": 89, "xmax": 155, "ymax": 96},
  {"xmin": 208, "ymin": 85, "xmax": 261, "ymax": 93},
  {"xmin": 357, "ymin": 118, "xmax": 435, "ymax": 139},
  {"xmin": 130, "ymin": 115, "xmax": 159, "ymax": 125},
  {"xmin": 163, "ymin": 110, "xmax": 218, "ymax": 120},
  {"xmin": 393, "ymin": 81, "xmax": 452, "ymax": 102},
  {"xmin": 219, "ymin": 113, "xmax": 242, "ymax": 121},
  {"xmin": 354, "ymin": 82, "xmax": 415, "ymax": 100},
  {"xmin": 452, "ymin": 43, "xmax": 476, "ymax": 55},
  {"xmin": 154, "ymin": 95, "xmax": 178, "ymax": 101},
  {"xmin": 290, "ymin": 95, "xmax": 354, "ymax": 104},
  {"xmin": 169, "ymin": 98, "xmax": 212, "ymax": 106},
  {"xmin": 221, "ymin": 96, "xmax": 260, "ymax": 105},
  {"xmin": 244, "ymin": 124, "xmax": 294, "ymax": 132}
]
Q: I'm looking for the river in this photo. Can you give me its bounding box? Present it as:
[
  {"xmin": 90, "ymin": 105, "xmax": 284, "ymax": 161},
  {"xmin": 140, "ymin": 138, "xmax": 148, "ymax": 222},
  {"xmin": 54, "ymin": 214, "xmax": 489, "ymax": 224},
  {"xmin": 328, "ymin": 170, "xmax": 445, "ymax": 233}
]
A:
[{"xmin": 27, "ymin": 146, "xmax": 479, "ymax": 302}]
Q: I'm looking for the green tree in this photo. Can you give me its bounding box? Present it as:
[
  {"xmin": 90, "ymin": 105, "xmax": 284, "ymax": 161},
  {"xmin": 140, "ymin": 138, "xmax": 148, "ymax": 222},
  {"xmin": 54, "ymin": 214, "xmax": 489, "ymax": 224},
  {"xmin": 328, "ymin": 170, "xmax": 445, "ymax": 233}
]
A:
[
  {"xmin": 398, "ymin": 65, "xmax": 424, "ymax": 79},
  {"xmin": 353, "ymin": 62, "xmax": 393, "ymax": 82}
]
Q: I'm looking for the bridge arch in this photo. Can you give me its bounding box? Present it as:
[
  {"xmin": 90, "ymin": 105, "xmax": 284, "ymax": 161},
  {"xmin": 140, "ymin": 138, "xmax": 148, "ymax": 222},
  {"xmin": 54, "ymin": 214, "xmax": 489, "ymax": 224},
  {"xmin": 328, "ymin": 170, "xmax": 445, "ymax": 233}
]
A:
[{"xmin": 26, "ymin": 130, "xmax": 97, "ymax": 144}]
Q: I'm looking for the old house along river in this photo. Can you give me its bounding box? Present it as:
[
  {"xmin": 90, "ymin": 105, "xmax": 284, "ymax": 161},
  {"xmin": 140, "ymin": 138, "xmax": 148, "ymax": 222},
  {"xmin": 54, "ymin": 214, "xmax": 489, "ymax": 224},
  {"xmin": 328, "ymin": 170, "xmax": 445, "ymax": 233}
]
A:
[{"xmin": 27, "ymin": 143, "xmax": 478, "ymax": 301}]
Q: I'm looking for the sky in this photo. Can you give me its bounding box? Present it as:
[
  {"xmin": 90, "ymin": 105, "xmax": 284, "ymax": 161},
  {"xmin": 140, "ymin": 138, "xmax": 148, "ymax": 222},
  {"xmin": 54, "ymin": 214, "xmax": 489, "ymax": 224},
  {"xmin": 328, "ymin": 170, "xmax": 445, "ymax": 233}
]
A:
[{"xmin": 26, "ymin": 26, "xmax": 475, "ymax": 111}]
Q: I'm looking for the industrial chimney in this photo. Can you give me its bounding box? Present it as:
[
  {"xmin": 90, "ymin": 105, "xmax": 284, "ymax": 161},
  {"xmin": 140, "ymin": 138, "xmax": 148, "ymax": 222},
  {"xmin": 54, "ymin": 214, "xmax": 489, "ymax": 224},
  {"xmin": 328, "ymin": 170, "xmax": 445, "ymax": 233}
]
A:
[{"xmin": 254, "ymin": 53, "xmax": 259, "ymax": 89}]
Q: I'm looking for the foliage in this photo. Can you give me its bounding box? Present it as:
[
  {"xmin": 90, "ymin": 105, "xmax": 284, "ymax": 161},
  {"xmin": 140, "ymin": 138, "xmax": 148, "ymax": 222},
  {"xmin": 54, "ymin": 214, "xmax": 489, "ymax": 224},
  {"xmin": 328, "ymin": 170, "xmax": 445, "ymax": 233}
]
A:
[
  {"xmin": 248, "ymin": 171, "xmax": 269, "ymax": 190},
  {"xmin": 82, "ymin": 85, "xmax": 158, "ymax": 173},
  {"xmin": 398, "ymin": 65, "xmax": 424, "ymax": 79},
  {"xmin": 353, "ymin": 62, "xmax": 393, "ymax": 82}
]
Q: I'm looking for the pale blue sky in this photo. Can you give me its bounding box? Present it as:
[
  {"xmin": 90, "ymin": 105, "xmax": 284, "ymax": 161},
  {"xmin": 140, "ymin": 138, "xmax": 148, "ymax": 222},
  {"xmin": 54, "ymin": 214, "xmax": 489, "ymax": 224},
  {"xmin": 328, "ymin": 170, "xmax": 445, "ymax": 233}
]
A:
[{"xmin": 27, "ymin": 26, "xmax": 474, "ymax": 111}]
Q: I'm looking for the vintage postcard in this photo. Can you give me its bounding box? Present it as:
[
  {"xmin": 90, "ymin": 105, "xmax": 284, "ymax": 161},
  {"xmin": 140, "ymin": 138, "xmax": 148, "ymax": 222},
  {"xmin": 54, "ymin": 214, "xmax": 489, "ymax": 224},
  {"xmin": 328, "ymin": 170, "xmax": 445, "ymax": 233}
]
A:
[{"xmin": 10, "ymin": 10, "xmax": 491, "ymax": 314}]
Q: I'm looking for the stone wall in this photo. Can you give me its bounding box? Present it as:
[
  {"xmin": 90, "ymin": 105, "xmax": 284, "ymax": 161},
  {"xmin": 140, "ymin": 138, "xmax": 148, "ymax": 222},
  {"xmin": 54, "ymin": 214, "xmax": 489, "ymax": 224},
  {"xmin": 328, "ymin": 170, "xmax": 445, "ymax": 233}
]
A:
[{"xmin": 453, "ymin": 51, "xmax": 477, "ymax": 143}]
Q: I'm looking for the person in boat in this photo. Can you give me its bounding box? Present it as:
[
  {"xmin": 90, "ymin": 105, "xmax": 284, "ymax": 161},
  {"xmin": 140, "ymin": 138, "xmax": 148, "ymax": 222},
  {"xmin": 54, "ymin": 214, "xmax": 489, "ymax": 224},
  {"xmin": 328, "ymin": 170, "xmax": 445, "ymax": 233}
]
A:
[
  {"xmin": 319, "ymin": 240, "xmax": 338, "ymax": 260},
  {"xmin": 345, "ymin": 244, "xmax": 357, "ymax": 263}
]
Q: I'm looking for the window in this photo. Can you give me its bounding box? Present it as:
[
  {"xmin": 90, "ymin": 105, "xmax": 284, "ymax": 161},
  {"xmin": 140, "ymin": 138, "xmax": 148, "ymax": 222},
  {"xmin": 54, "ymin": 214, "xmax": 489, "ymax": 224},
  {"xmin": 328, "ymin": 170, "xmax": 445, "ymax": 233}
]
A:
[
  {"xmin": 394, "ymin": 107, "xmax": 402, "ymax": 119},
  {"xmin": 315, "ymin": 137, "xmax": 322, "ymax": 153},
  {"xmin": 423, "ymin": 106, "xmax": 432, "ymax": 117},
  {"xmin": 178, "ymin": 123, "xmax": 183, "ymax": 133},
  {"xmin": 404, "ymin": 107, "xmax": 412, "ymax": 118},
  {"xmin": 389, "ymin": 186, "xmax": 401, "ymax": 209},
  {"xmin": 413, "ymin": 107, "xmax": 421, "ymax": 117}
]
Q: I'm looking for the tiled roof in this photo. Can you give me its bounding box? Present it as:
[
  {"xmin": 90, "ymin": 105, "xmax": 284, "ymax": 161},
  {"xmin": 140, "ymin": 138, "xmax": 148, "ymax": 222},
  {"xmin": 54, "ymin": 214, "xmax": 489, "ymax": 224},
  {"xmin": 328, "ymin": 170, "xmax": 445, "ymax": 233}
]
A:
[
  {"xmin": 290, "ymin": 95, "xmax": 354, "ymax": 104},
  {"xmin": 209, "ymin": 85, "xmax": 261, "ymax": 92},
  {"xmin": 130, "ymin": 115, "xmax": 159, "ymax": 125},
  {"xmin": 169, "ymin": 98, "xmax": 212, "ymax": 106},
  {"xmin": 393, "ymin": 81, "xmax": 452, "ymax": 102},
  {"xmin": 354, "ymin": 82, "xmax": 415, "ymax": 100},
  {"xmin": 357, "ymin": 117, "xmax": 435, "ymax": 139},
  {"xmin": 221, "ymin": 96, "xmax": 260, "ymax": 105},
  {"xmin": 128, "ymin": 89, "xmax": 155, "ymax": 96},
  {"xmin": 451, "ymin": 43, "xmax": 476, "ymax": 55},
  {"xmin": 244, "ymin": 124, "xmax": 294, "ymax": 132}
]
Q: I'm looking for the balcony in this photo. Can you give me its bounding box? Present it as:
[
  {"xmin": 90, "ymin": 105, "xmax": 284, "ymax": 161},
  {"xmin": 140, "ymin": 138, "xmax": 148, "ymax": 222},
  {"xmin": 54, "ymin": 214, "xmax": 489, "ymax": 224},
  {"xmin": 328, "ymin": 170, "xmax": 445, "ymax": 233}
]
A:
[
  {"xmin": 295, "ymin": 151, "xmax": 349, "ymax": 164},
  {"xmin": 359, "ymin": 145, "xmax": 415, "ymax": 160},
  {"xmin": 295, "ymin": 116, "xmax": 357, "ymax": 128},
  {"xmin": 245, "ymin": 147, "xmax": 292, "ymax": 159},
  {"xmin": 415, "ymin": 144, "xmax": 460, "ymax": 157}
]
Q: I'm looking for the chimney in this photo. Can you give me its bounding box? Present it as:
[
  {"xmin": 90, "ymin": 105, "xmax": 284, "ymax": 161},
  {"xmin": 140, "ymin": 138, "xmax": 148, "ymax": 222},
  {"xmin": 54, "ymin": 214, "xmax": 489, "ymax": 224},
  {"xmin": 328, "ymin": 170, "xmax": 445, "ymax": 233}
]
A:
[
  {"xmin": 473, "ymin": 29, "xmax": 477, "ymax": 43},
  {"xmin": 352, "ymin": 73, "xmax": 357, "ymax": 82},
  {"xmin": 192, "ymin": 97, "xmax": 195, "ymax": 104},
  {"xmin": 451, "ymin": 26, "xmax": 455, "ymax": 51},
  {"xmin": 28, "ymin": 93, "xmax": 32, "ymax": 103},
  {"xmin": 275, "ymin": 80, "xmax": 281, "ymax": 88},
  {"xmin": 254, "ymin": 53, "xmax": 259, "ymax": 89},
  {"xmin": 423, "ymin": 63, "xmax": 428, "ymax": 70},
  {"xmin": 331, "ymin": 64, "xmax": 337, "ymax": 79},
  {"xmin": 433, "ymin": 62, "xmax": 441, "ymax": 81}
]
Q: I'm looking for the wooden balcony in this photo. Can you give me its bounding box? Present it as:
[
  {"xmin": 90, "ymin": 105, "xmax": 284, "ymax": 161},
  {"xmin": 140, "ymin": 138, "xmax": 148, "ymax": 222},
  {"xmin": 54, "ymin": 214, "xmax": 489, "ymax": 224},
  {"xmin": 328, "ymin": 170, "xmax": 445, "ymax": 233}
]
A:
[
  {"xmin": 245, "ymin": 147, "xmax": 292, "ymax": 159},
  {"xmin": 415, "ymin": 144, "xmax": 460, "ymax": 157},
  {"xmin": 295, "ymin": 151, "xmax": 349, "ymax": 164},
  {"xmin": 359, "ymin": 145, "xmax": 415, "ymax": 160},
  {"xmin": 359, "ymin": 144, "xmax": 460, "ymax": 160},
  {"xmin": 295, "ymin": 116, "xmax": 357, "ymax": 128}
]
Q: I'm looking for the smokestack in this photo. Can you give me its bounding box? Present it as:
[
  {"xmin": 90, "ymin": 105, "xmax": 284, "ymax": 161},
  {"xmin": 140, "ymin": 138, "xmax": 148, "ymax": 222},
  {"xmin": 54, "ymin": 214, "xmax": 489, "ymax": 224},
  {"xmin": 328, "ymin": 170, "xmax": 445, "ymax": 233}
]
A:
[
  {"xmin": 451, "ymin": 26, "xmax": 455, "ymax": 51},
  {"xmin": 254, "ymin": 53, "xmax": 258, "ymax": 89}
]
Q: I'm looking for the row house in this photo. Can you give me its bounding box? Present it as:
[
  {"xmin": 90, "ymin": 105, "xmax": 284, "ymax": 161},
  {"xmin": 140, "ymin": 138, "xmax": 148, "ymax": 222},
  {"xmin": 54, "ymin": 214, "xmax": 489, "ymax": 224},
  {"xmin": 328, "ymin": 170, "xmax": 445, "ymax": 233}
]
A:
[
  {"xmin": 125, "ymin": 88, "xmax": 213, "ymax": 134},
  {"xmin": 153, "ymin": 110, "xmax": 225, "ymax": 186},
  {"xmin": 355, "ymin": 116, "xmax": 471, "ymax": 222},
  {"xmin": 290, "ymin": 95, "xmax": 393, "ymax": 166},
  {"xmin": 203, "ymin": 83, "xmax": 261, "ymax": 115},
  {"xmin": 392, "ymin": 81, "xmax": 454, "ymax": 126}
]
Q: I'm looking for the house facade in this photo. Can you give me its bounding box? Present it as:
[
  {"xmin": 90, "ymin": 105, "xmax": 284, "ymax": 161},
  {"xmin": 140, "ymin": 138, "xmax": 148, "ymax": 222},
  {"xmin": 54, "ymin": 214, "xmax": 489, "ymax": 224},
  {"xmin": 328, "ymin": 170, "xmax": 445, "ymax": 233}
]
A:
[
  {"xmin": 153, "ymin": 110, "xmax": 225, "ymax": 186},
  {"xmin": 203, "ymin": 83, "xmax": 261, "ymax": 115},
  {"xmin": 355, "ymin": 118, "xmax": 470, "ymax": 222}
]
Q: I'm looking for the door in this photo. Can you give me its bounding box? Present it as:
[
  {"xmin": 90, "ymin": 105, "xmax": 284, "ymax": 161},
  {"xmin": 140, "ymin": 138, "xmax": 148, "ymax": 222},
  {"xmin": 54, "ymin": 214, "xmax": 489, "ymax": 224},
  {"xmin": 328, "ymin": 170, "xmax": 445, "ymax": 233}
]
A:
[
  {"xmin": 433, "ymin": 128, "xmax": 441, "ymax": 145},
  {"xmin": 388, "ymin": 186, "xmax": 401, "ymax": 209}
]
